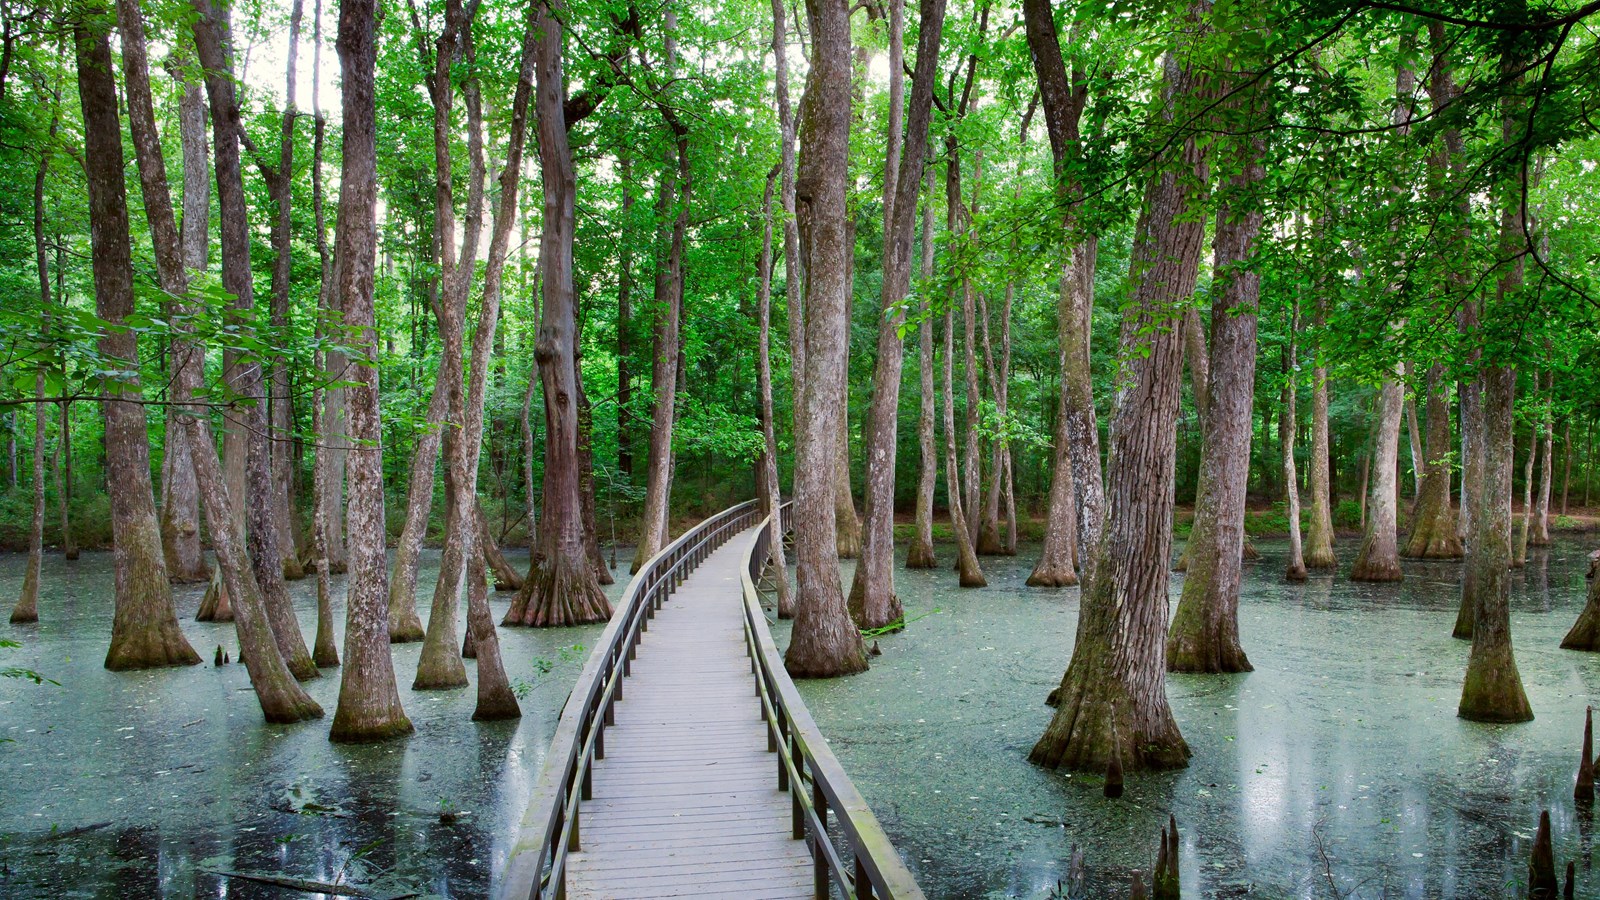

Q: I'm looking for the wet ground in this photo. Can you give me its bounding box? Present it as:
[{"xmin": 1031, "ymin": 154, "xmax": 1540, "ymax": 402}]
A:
[
  {"xmin": 777, "ymin": 538, "xmax": 1600, "ymax": 899},
  {"xmin": 0, "ymin": 548, "xmax": 631, "ymax": 899}
]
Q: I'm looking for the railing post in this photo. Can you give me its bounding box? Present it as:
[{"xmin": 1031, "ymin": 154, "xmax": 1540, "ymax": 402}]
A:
[
  {"xmin": 813, "ymin": 779, "xmax": 829, "ymax": 899},
  {"xmin": 568, "ymin": 805, "xmax": 581, "ymax": 852},
  {"xmin": 856, "ymin": 855, "xmax": 873, "ymax": 900}
]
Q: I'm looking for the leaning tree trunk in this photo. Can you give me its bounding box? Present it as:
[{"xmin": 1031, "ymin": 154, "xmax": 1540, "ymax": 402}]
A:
[
  {"xmin": 1349, "ymin": 373, "xmax": 1404, "ymax": 581},
  {"xmin": 1403, "ymin": 363, "xmax": 1462, "ymax": 558},
  {"xmin": 386, "ymin": 377, "xmax": 448, "ymax": 642},
  {"xmin": 1030, "ymin": 33, "xmax": 1210, "ymax": 774},
  {"xmin": 329, "ymin": 0, "xmax": 413, "ymax": 741},
  {"xmin": 193, "ymin": 0, "xmax": 319, "ymax": 680},
  {"xmin": 476, "ymin": 500, "xmax": 522, "ymax": 590},
  {"xmin": 784, "ymin": 0, "xmax": 868, "ymax": 678},
  {"xmin": 848, "ymin": 0, "xmax": 945, "ymax": 629},
  {"xmin": 1167, "ymin": 111, "xmax": 1267, "ymax": 675},
  {"xmin": 906, "ymin": 165, "xmax": 939, "ymax": 571},
  {"xmin": 74, "ymin": 11, "xmax": 200, "ymax": 672},
  {"xmin": 503, "ymin": 0, "xmax": 611, "ymax": 629}
]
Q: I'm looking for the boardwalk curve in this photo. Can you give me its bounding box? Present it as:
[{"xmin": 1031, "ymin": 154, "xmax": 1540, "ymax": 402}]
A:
[{"xmin": 500, "ymin": 501, "xmax": 924, "ymax": 900}]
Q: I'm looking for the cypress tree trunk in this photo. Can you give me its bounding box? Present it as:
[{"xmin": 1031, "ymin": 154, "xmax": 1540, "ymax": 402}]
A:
[
  {"xmin": 265, "ymin": 0, "xmax": 305, "ymax": 581},
  {"xmin": 784, "ymin": 0, "xmax": 868, "ymax": 678},
  {"xmin": 942, "ymin": 308, "xmax": 986, "ymax": 588},
  {"xmin": 848, "ymin": 0, "xmax": 945, "ymax": 629},
  {"xmin": 503, "ymin": 0, "xmax": 611, "ymax": 628},
  {"xmin": 329, "ymin": 0, "xmax": 413, "ymax": 741},
  {"xmin": 617, "ymin": 156, "xmax": 635, "ymax": 481},
  {"xmin": 387, "ymin": 378, "xmax": 447, "ymax": 642},
  {"xmin": 1030, "ymin": 28, "xmax": 1210, "ymax": 774},
  {"xmin": 308, "ymin": 0, "xmax": 338, "ymax": 671},
  {"xmin": 1350, "ymin": 374, "xmax": 1404, "ymax": 581},
  {"xmin": 1167, "ymin": 100, "xmax": 1267, "ymax": 674},
  {"xmin": 74, "ymin": 9, "xmax": 201, "ymax": 672},
  {"xmin": 1514, "ymin": 425, "xmax": 1536, "ymax": 568},
  {"xmin": 1458, "ymin": 49, "xmax": 1533, "ymax": 725},
  {"xmin": 1305, "ymin": 273, "xmax": 1336, "ymax": 569}
]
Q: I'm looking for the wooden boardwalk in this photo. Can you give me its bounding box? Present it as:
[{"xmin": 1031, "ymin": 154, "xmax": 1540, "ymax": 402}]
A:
[{"xmin": 563, "ymin": 527, "xmax": 813, "ymax": 900}]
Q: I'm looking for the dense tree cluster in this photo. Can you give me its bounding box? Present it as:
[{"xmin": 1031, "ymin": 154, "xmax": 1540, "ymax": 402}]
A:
[{"xmin": 1, "ymin": 0, "xmax": 1598, "ymax": 759}]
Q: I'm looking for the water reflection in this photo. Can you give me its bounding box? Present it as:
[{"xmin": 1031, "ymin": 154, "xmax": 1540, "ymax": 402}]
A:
[
  {"xmin": 0, "ymin": 548, "xmax": 629, "ymax": 898},
  {"xmin": 781, "ymin": 536, "xmax": 1600, "ymax": 898}
]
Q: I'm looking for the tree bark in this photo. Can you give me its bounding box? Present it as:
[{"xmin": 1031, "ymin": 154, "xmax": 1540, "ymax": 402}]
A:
[
  {"xmin": 308, "ymin": 0, "xmax": 338, "ymax": 671},
  {"xmin": 386, "ymin": 377, "xmax": 447, "ymax": 642},
  {"xmin": 785, "ymin": 0, "xmax": 868, "ymax": 677},
  {"xmin": 1350, "ymin": 373, "xmax": 1404, "ymax": 581},
  {"xmin": 772, "ymin": 0, "xmax": 804, "ymax": 429},
  {"xmin": 503, "ymin": 0, "xmax": 611, "ymax": 628},
  {"xmin": 193, "ymin": 0, "xmax": 319, "ymax": 679},
  {"xmin": 74, "ymin": 9, "xmax": 201, "ymax": 672},
  {"xmin": 616, "ymin": 155, "xmax": 635, "ymax": 481},
  {"xmin": 906, "ymin": 163, "xmax": 939, "ymax": 571},
  {"xmin": 1030, "ymin": 28, "xmax": 1210, "ymax": 774},
  {"xmin": 941, "ymin": 308, "xmax": 986, "ymax": 588},
  {"xmin": 1305, "ymin": 258, "xmax": 1336, "ymax": 569},
  {"xmin": 1403, "ymin": 364, "xmax": 1462, "ymax": 558},
  {"xmin": 1167, "ymin": 101, "xmax": 1267, "ymax": 675},
  {"xmin": 329, "ymin": 0, "xmax": 414, "ymax": 741},
  {"xmin": 847, "ymin": 0, "xmax": 945, "ymax": 629},
  {"xmin": 1022, "ymin": 0, "xmax": 1103, "ymax": 584},
  {"xmin": 266, "ymin": 0, "xmax": 305, "ymax": 580},
  {"xmin": 1514, "ymin": 423, "xmax": 1535, "ymax": 567},
  {"xmin": 1458, "ymin": 51, "xmax": 1533, "ymax": 724}
]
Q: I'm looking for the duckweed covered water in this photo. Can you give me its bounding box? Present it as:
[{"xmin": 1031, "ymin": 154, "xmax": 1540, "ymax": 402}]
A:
[
  {"xmin": 780, "ymin": 539, "xmax": 1600, "ymax": 899},
  {"xmin": 0, "ymin": 549, "xmax": 630, "ymax": 898}
]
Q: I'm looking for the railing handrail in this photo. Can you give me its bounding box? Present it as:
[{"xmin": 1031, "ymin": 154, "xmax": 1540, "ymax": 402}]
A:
[
  {"xmin": 740, "ymin": 503, "xmax": 927, "ymax": 900},
  {"xmin": 500, "ymin": 499, "xmax": 761, "ymax": 900}
]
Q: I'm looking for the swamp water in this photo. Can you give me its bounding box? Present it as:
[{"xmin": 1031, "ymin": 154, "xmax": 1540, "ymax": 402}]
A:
[
  {"xmin": 778, "ymin": 538, "xmax": 1600, "ymax": 899},
  {"xmin": 7, "ymin": 538, "xmax": 1600, "ymax": 898},
  {"xmin": 0, "ymin": 549, "xmax": 630, "ymax": 898}
]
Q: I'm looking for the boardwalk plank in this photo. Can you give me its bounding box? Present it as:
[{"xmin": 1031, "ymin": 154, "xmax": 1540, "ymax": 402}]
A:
[{"xmin": 565, "ymin": 528, "xmax": 812, "ymax": 900}]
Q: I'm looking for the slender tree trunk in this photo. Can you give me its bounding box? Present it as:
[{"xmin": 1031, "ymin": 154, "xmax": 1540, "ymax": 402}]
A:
[
  {"xmin": 616, "ymin": 156, "xmax": 635, "ymax": 481},
  {"xmin": 772, "ymin": 0, "xmax": 804, "ymax": 428},
  {"xmin": 308, "ymin": 0, "xmax": 338, "ymax": 671},
  {"xmin": 193, "ymin": 0, "xmax": 318, "ymax": 679},
  {"xmin": 1532, "ymin": 373, "xmax": 1553, "ymax": 546},
  {"xmin": 1030, "ymin": 30, "xmax": 1210, "ymax": 774},
  {"xmin": 11, "ymin": 109, "xmax": 55, "ymax": 625},
  {"xmin": 57, "ymin": 400, "xmax": 74, "ymax": 561},
  {"xmin": 329, "ymin": 0, "xmax": 413, "ymax": 741},
  {"xmin": 476, "ymin": 500, "xmax": 522, "ymax": 590},
  {"xmin": 1350, "ymin": 374, "xmax": 1404, "ymax": 581},
  {"xmin": 632, "ymin": 148, "xmax": 688, "ymax": 571},
  {"xmin": 387, "ymin": 377, "xmax": 447, "ymax": 641},
  {"xmin": 267, "ymin": 0, "xmax": 305, "ymax": 580},
  {"xmin": 1167, "ymin": 98, "xmax": 1267, "ymax": 674},
  {"xmin": 942, "ymin": 308, "xmax": 986, "ymax": 587},
  {"xmin": 906, "ymin": 164, "xmax": 939, "ymax": 571},
  {"xmin": 784, "ymin": 0, "xmax": 868, "ymax": 677},
  {"xmin": 1514, "ymin": 424, "xmax": 1535, "ymax": 567},
  {"xmin": 848, "ymin": 0, "xmax": 945, "ymax": 629},
  {"xmin": 1305, "ymin": 268, "xmax": 1336, "ymax": 569},
  {"xmin": 503, "ymin": 0, "xmax": 611, "ymax": 628},
  {"xmin": 1458, "ymin": 53, "xmax": 1534, "ymax": 724},
  {"xmin": 73, "ymin": 9, "xmax": 200, "ymax": 671},
  {"xmin": 1022, "ymin": 0, "xmax": 1102, "ymax": 582},
  {"xmin": 757, "ymin": 169, "xmax": 795, "ymax": 618},
  {"xmin": 1403, "ymin": 364, "xmax": 1462, "ymax": 558},
  {"xmin": 1404, "ymin": 389, "xmax": 1423, "ymax": 503},
  {"xmin": 1182, "ymin": 306, "xmax": 1210, "ymax": 435},
  {"xmin": 1284, "ymin": 305, "xmax": 1307, "ymax": 582},
  {"xmin": 1561, "ymin": 419, "xmax": 1571, "ymax": 516}
]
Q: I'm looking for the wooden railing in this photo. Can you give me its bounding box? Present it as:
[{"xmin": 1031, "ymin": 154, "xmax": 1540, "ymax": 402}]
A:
[
  {"xmin": 740, "ymin": 503, "xmax": 926, "ymax": 900},
  {"xmin": 499, "ymin": 499, "xmax": 762, "ymax": 900},
  {"xmin": 498, "ymin": 499, "xmax": 926, "ymax": 900}
]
